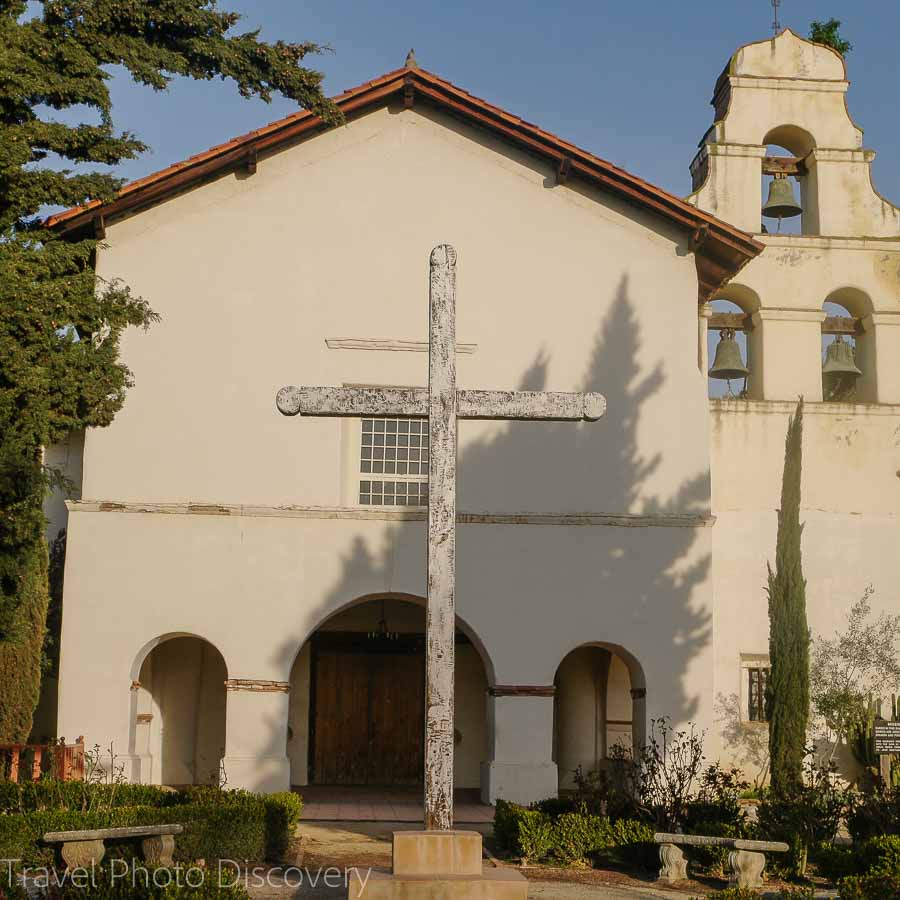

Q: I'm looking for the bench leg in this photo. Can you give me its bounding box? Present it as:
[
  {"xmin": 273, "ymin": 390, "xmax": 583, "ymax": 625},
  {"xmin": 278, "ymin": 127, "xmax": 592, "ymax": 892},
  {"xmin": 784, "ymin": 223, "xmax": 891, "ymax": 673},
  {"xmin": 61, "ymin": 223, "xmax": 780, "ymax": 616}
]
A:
[
  {"xmin": 658, "ymin": 843, "xmax": 688, "ymax": 882},
  {"xmin": 142, "ymin": 834, "xmax": 176, "ymax": 867},
  {"xmin": 729, "ymin": 849, "xmax": 766, "ymax": 889},
  {"xmin": 61, "ymin": 840, "xmax": 105, "ymax": 869}
]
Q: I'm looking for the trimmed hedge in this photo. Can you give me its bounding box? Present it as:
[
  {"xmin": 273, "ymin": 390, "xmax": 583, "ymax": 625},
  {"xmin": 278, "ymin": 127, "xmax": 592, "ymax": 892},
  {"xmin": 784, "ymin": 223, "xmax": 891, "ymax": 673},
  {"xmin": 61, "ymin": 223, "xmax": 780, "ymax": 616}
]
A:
[
  {"xmin": 0, "ymin": 782, "xmax": 302, "ymax": 871},
  {"xmin": 493, "ymin": 799, "xmax": 654, "ymax": 868}
]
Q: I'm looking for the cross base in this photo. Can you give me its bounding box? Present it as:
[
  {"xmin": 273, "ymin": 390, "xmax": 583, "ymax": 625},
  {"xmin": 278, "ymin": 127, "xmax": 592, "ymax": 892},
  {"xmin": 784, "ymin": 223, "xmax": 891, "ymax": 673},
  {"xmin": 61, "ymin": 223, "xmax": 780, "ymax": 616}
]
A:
[{"xmin": 348, "ymin": 831, "xmax": 527, "ymax": 899}]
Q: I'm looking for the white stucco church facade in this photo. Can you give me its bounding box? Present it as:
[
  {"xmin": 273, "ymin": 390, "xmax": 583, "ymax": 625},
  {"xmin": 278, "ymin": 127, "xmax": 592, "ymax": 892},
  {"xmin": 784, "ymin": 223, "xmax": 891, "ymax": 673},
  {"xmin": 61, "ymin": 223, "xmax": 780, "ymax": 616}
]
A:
[{"xmin": 43, "ymin": 30, "xmax": 900, "ymax": 804}]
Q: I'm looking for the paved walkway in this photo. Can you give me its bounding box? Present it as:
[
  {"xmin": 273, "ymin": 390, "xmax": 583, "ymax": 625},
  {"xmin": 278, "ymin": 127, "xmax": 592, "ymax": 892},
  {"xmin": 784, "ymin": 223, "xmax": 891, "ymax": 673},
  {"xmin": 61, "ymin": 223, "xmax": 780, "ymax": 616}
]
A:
[{"xmin": 299, "ymin": 785, "xmax": 494, "ymax": 823}]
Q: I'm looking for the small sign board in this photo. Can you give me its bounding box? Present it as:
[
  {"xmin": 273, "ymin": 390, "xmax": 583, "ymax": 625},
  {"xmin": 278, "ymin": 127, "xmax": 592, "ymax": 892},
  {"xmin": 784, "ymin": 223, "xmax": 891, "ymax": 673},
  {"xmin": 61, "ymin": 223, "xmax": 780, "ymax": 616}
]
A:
[{"xmin": 874, "ymin": 722, "xmax": 900, "ymax": 755}]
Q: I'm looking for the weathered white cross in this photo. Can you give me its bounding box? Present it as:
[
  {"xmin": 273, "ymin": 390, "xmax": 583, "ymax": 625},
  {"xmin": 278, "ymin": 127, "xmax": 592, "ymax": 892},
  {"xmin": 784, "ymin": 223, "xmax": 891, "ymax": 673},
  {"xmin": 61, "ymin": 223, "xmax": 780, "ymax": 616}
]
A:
[{"xmin": 276, "ymin": 244, "xmax": 606, "ymax": 830}]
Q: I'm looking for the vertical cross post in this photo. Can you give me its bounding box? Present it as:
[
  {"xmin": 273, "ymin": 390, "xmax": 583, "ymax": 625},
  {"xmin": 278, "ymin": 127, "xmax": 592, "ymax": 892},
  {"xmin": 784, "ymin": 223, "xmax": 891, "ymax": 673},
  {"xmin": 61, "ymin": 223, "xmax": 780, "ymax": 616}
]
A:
[{"xmin": 425, "ymin": 244, "xmax": 457, "ymax": 831}]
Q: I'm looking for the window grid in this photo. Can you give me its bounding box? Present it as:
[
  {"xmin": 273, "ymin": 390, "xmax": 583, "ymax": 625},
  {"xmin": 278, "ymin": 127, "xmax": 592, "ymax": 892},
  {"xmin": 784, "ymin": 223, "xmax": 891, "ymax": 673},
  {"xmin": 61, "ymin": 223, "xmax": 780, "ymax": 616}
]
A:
[
  {"xmin": 747, "ymin": 667, "xmax": 769, "ymax": 722},
  {"xmin": 360, "ymin": 418, "xmax": 429, "ymax": 507}
]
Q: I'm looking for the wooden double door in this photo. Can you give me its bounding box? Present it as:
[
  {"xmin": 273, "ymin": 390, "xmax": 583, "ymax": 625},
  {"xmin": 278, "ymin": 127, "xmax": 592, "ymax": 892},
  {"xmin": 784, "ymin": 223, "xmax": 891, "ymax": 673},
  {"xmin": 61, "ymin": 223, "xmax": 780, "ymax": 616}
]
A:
[{"xmin": 310, "ymin": 634, "xmax": 425, "ymax": 785}]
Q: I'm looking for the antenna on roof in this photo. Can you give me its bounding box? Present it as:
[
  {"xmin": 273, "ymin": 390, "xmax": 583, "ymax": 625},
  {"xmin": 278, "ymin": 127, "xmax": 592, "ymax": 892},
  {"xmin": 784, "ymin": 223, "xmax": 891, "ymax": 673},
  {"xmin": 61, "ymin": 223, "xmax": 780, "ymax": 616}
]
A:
[{"xmin": 771, "ymin": 0, "xmax": 782, "ymax": 35}]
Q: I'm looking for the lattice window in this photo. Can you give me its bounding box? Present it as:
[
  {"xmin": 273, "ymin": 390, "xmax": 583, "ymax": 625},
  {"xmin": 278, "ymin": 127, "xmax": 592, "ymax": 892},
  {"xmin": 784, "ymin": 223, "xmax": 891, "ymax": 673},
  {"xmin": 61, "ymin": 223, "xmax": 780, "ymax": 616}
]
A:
[
  {"xmin": 747, "ymin": 667, "xmax": 769, "ymax": 722},
  {"xmin": 359, "ymin": 418, "xmax": 429, "ymax": 507}
]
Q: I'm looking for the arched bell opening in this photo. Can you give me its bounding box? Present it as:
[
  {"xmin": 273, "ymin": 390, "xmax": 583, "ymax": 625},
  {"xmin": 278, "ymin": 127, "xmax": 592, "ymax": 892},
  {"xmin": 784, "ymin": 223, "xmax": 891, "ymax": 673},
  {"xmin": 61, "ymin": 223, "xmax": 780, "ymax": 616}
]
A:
[
  {"xmin": 706, "ymin": 287, "xmax": 759, "ymax": 399},
  {"xmin": 761, "ymin": 126, "xmax": 818, "ymax": 236},
  {"xmin": 286, "ymin": 595, "xmax": 490, "ymax": 791},
  {"xmin": 822, "ymin": 288, "xmax": 874, "ymax": 402},
  {"xmin": 552, "ymin": 643, "xmax": 647, "ymax": 793},
  {"xmin": 132, "ymin": 635, "xmax": 228, "ymax": 787}
]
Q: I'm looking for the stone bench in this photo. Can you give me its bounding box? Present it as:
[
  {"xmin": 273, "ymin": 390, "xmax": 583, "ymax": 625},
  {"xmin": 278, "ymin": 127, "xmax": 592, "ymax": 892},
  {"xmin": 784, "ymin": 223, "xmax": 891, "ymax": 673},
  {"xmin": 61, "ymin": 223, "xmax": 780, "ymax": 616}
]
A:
[
  {"xmin": 43, "ymin": 824, "xmax": 184, "ymax": 869},
  {"xmin": 654, "ymin": 832, "xmax": 789, "ymax": 889}
]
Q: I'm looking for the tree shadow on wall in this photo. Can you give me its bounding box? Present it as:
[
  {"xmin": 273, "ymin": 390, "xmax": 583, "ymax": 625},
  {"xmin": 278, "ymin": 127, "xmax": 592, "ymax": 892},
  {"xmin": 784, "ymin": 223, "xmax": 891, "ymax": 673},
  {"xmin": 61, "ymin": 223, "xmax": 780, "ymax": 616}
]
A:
[{"xmin": 265, "ymin": 275, "xmax": 713, "ymax": 783}]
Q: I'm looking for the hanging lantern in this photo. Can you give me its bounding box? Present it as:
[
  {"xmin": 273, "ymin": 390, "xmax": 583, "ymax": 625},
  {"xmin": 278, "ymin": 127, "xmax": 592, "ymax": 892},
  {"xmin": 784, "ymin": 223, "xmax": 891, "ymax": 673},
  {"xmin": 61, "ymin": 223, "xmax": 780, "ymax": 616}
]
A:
[
  {"xmin": 762, "ymin": 173, "xmax": 803, "ymax": 226},
  {"xmin": 822, "ymin": 336, "xmax": 861, "ymax": 401}
]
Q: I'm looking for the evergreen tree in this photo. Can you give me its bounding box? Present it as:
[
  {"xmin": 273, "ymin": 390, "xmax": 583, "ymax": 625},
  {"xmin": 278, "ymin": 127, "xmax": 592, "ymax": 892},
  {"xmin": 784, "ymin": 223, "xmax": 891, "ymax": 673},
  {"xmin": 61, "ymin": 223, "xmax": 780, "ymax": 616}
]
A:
[
  {"xmin": 765, "ymin": 399, "xmax": 810, "ymax": 794},
  {"xmin": 0, "ymin": 1, "xmax": 338, "ymax": 741}
]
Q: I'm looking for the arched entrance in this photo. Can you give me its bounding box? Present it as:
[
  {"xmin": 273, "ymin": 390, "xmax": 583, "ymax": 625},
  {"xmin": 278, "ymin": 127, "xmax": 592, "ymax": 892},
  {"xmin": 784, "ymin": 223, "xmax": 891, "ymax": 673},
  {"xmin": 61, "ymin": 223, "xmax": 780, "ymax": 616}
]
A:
[
  {"xmin": 553, "ymin": 643, "xmax": 646, "ymax": 791},
  {"xmin": 133, "ymin": 635, "xmax": 227, "ymax": 786},
  {"xmin": 287, "ymin": 596, "xmax": 490, "ymax": 790}
]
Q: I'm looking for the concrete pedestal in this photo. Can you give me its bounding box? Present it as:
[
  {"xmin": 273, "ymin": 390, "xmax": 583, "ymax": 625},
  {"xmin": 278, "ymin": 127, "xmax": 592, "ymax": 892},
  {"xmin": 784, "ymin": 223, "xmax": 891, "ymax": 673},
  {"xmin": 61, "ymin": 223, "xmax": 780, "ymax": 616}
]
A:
[{"xmin": 348, "ymin": 831, "xmax": 527, "ymax": 899}]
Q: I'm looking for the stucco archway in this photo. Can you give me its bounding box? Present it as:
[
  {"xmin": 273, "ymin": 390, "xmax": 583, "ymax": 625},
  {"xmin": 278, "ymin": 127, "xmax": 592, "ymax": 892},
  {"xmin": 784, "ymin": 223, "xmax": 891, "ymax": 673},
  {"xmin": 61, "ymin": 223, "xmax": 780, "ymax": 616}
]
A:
[
  {"xmin": 129, "ymin": 634, "xmax": 227, "ymax": 786},
  {"xmin": 286, "ymin": 594, "xmax": 493, "ymax": 791},
  {"xmin": 552, "ymin": 641, "xmax": 647, "ymax": 791}
]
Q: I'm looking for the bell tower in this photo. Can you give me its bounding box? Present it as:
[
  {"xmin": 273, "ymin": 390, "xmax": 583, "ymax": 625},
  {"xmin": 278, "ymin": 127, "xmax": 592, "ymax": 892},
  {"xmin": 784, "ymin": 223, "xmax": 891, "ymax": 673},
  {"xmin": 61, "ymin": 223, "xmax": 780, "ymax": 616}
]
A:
[{"xmin": 687, "ymin": 29, "xmax": 900, "ymax": 238}]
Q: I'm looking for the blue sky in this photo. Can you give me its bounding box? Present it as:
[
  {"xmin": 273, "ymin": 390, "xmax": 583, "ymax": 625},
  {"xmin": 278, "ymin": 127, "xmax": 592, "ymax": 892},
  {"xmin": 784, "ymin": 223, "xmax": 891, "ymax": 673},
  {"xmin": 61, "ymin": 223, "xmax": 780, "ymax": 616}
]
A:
[{"xmin": 100, "ymin": 0, "xmax": 900, "ymax": 203}]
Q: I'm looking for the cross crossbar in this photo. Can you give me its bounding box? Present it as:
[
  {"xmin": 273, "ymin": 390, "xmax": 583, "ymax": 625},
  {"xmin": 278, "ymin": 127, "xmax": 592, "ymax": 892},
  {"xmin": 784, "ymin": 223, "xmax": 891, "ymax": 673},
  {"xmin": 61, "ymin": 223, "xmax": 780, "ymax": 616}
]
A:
[{"xmin": 276, "ymin": 386, "xmax": 606, "ymax": 421}]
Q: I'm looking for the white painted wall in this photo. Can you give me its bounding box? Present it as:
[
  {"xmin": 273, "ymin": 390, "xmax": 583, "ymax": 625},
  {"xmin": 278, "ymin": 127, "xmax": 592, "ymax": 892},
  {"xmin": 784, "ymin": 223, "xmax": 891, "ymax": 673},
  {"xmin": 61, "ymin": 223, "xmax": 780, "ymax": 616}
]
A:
[{"xmin": 57, "ymin": 99, "xmax": 714, "ymax": 797}]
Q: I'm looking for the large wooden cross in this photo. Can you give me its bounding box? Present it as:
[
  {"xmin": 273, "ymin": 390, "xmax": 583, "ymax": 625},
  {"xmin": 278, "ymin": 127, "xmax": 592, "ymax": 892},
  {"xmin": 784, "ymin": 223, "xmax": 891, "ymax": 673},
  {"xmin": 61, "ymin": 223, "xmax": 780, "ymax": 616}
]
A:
[{"xmin": 276, "ymin": 244, "xmax": 606, "ymax": 830}]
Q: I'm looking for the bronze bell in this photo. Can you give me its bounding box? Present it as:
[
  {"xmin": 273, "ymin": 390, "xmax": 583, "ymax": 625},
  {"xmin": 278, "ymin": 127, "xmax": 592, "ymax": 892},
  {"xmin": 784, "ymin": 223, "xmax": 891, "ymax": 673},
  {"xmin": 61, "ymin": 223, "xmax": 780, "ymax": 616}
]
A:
[
  {"xmin": 762, "ymin": 174, "xmax": 803, "ymax": 221},
  {"xmin": 709, "ymin": 328, "xmax": 750, "ymax": 382},
  {"xmin": 822, "ymin": 336, "xmax": 861, "ymax": 400}
]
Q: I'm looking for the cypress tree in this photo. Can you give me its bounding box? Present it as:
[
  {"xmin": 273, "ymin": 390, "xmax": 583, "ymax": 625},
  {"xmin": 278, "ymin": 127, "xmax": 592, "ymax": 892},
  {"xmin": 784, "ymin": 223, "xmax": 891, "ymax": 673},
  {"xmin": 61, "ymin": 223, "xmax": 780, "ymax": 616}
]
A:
[
  {"xmin": 0, "ymin": 1, "xmax": 338, "ymax": 741},
  {"xmin": 765, "ymin": 398, "xmax": 810, "ymax": 794}
]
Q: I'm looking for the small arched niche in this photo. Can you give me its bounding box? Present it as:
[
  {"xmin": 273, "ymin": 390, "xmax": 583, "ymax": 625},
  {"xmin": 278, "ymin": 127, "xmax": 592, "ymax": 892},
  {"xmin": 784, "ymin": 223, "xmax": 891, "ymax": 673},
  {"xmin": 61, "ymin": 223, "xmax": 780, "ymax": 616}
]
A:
[
  {"xmin": 761, "ymin": 126, "xmax": 817, "ymax": 236},
  {"xmin": 822, "ymin": 288, "xmax": 874, "ymax": 402},
  {"xmin": 134, "ymin": 635, "xmax": 227, "ymax": 786},
  {"xmin": 706, "ymin": 285, "xmax": 760, "ymax": 399},
  {"xmin": 552, "ymin": 643, "xmax": 646, "ymax": 792}
]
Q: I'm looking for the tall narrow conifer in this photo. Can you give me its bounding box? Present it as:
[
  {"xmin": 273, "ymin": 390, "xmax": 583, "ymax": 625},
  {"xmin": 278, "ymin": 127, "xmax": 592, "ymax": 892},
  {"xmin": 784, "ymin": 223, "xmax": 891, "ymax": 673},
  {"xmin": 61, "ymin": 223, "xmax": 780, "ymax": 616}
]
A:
[{"xmin": 766, "ymin": 399, "xmax": 810, "ymax": 794}]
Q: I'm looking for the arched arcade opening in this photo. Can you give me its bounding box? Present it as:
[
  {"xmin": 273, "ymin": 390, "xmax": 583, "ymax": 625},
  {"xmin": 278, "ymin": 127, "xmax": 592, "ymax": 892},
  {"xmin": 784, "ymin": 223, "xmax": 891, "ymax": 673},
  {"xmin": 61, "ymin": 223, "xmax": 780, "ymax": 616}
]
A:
[
  {"xmin": 286, "ymin": 596, "xmax": 491, "ymax": 791},
  {"xmin": 132, "ymin": 635, "xmax": 227, "ymax": 787},
  {"xmin": 553, "ymin": 643, "xmax": 646, "ymax": 791}
]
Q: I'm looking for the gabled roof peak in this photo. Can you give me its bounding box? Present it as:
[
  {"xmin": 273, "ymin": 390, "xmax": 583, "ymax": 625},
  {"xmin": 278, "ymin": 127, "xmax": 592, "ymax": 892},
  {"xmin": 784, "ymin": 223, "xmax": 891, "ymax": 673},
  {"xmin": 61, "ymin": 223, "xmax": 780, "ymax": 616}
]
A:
[{"xmin": 47, "ymin": 65, "xmax": 762, "ymax": 300}]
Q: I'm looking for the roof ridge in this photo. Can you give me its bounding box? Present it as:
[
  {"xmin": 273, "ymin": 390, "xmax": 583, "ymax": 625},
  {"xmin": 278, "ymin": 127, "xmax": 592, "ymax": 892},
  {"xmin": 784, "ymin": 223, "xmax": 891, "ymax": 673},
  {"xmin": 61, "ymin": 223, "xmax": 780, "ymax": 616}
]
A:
[{"xmin": 46, "ymin": 63, "xmax": 762, "ymax": 299}]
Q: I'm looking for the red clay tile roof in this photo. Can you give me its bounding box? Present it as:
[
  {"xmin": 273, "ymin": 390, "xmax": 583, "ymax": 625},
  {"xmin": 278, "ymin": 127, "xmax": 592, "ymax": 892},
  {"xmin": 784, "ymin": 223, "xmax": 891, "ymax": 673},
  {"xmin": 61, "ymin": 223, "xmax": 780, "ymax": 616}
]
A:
[{"xmin": 47, "ymin": 66, "xmax": 762, "ymax": 299}]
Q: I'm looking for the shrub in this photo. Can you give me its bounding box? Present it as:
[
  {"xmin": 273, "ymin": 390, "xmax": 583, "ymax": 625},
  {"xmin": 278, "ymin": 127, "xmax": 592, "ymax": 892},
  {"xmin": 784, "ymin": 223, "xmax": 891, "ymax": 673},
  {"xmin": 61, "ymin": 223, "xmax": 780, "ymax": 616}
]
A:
[
  {"xmin": 811, "ymin": 841, "xmax": 860, "ymax": 881},
  {"xmin": 493, "ymin": 801, "xmax": 654, "ymax": 869},
  {"xmin": 551, "ymin": 812, "xmax": 605, "ymax": 864},
  {"xmin": 0, "ymin": 786, "xmax": 302, "ymax": 871},
  {"xmin": 757, "ymin": 757, "xmax": 847, "ymax": 876},
  {"xmin": 848, "ymin": 787, "xmax": 900, "ymax": 843},
  {"xmin": 263, "ymin": 792, "xmax": 303, "ymax": 861},
  {"xmin": 684, "ymin": 763, "xmax": 748, "ymax": 831},
  {"xmin": 859, "ymin": 835, "xmax": 900, "ymax": 877},
  {"xmin": 493, "ymin": 800, "xmax": 553, "ymax": 864},
  {"xmin": 603, "ymin": 818, "xmax": 656, "ymax": 869},
  {"xmin": 839, "ymin": 874, "xmax": 900, "ymax": 900}
]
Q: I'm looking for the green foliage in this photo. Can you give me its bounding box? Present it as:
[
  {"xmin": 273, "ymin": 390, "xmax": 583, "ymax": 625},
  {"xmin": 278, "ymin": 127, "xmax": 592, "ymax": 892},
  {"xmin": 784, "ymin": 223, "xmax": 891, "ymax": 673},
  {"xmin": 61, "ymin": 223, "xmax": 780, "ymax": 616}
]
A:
[
  {"xmin": 860, "ymin": 835, "xmax": 900, "ymax": 877},
  {"xmin": 262, "ymin": 792, "xmax": 303, "ymax": 862},
  {"xmin": 757, "ymin": 756, "xmax": 847, "ymax": 877},
  {"xmin": 492, "ymin": 800, "xmax": 654, "ymax": 869},
  {"xmin": 811, "ymin": 586, "xmax": 900, "ymax": 758},
  {"xmin": 0, "ymin": 538, "xmax": 47, "ymax": 742},
  {"xmin": 848, "ymin": 786, "xmax": 900, "ymax": 842},
  {"xmin": 551, "ymin": 812, "xmax": 606, "ymax": 864},
  {"xmin": 0, "ymin": 782, "xmax": 302, "ymax": 871},
  {"xmin": 812, "ymin": 841, "xmax": 860, "ymax": 881},
  {"xmin": 766, "ymin": 399, "xmax": 810, "ymax": 795},
  {"xmin": 0, "ymin": 0, "xmax": 337, "ymax": 740},
  {"xmin": 809, "ymin": 19, "xmax": 853, "ymax": 56},
  {"xmin": 493, "ymin": 800, "xmax": 554, "ymax": 864},
  {"xmin": 684, "ymin": 763, "xmax": 748, "ymax": 831},
  {"xmin": 839, "ymin": 874, "xmax": 900, "ymax": 900}
]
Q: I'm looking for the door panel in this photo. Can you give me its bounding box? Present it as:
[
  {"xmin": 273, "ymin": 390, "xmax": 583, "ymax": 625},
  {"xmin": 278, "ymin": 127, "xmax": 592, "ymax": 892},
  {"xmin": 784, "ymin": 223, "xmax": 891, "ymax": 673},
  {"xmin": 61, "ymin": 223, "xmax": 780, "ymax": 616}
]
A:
[{"xmin": 312, "ymin": 640, "xmax": 424, "ymax": 785}]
